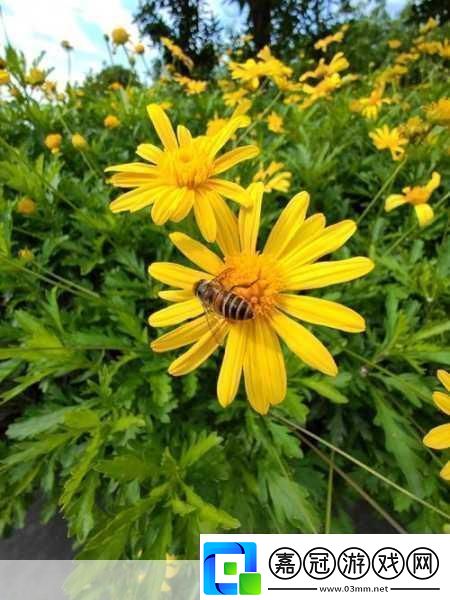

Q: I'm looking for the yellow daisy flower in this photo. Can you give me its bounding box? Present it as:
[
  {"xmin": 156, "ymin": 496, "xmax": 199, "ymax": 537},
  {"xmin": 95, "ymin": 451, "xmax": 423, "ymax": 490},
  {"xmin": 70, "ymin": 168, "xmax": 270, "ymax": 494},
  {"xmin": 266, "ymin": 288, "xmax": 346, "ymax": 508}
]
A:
[
  {"xmin": 253, "ymin": 161, "xmax": 291, "ymax": 193},
  {"xmin": 148, "ymin": 184, "xmax": 374, "ymax": 414},
  {"xmin": 423, "ymin": 370, "xmax": 450, "ymax": 481},
  {"xmin": 71, "ymin": 133, "xmax": 88, "ymax": 149},
  {"xmin": 17, "ymin": 196, "xmax": 37, "ymax": 215},
  {"xmin": 106, "ymin": 104, "xmax": 259, "ymax": 242},
  {"xmin": 385, "ymin": 171, "xmax": 441, "ymax": 227},
  {"xmin": 314, "ymin": 31, "xmax": 344, "ymax": 52},
  {"xmin": 111, "ymin": 27, "xmax": 129, "ymax": 46},
  {"xmin": 104, "ymin": 114, "xmax": 120, "ymax": 128},
  {"xmin": 0, "ymin": 69, "xmax": 10, "ymax": 85},
  {"xmin": 299, "ymin": 52, "xmax": 349, "ymax": 82},
  {"xmin": 161, "ymin": 37, "xmax": 194, "ymax": 71},
  {"xmin": 369, "ymin": 125, "xmax": 408, "ymax": 161},
  {"xmin": 419, "ymin": 17, "xmax": 439, "ymax": 34},
  {"xmin": 426, "ymin": 98, "xmax": 450, "ymax": 125},
  {"xmin": 267, "ymin": 111, "xmax": 284, "ymax": 133},
  {"xmin": 350, "ymin": 86, "xmax": 391, "ymax": 120},
  {"xmin": 387, "ymin": 39, "xmax": 402, "ymax": 49},
  {"xmin": 44, "ymin": 133, "xmax": 62, "ymax": 154}
]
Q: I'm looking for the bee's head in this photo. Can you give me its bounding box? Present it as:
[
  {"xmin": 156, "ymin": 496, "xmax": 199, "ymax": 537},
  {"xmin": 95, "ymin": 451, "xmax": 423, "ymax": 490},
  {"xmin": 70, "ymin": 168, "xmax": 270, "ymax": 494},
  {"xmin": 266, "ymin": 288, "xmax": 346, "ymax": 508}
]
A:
[{"xmin": 193, "ymin": 279, "xmax": 207, "ymax": 297}]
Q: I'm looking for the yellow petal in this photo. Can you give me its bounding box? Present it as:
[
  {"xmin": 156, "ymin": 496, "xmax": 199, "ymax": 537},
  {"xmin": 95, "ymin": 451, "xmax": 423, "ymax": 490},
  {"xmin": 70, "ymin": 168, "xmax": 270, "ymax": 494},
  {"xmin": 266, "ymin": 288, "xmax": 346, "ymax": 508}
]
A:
[
  {"xmin": 263, "ymin": 191, "xmax": 309, "ymax": 257},
  {"xmin": 147, "ymin": 103, "xmax": 178, "ymax": 150},
  {"xmin": 243, "ymin": 318, "xmax": 287, "ymax": 414},
  {"xmin": 212, "ymin": 145, "xmax": 259, "ymax": 175},
  {"xmin": 284, "ymin": 257, "xmax": 375, "ymax": 291},
  {"xmin": 148, "ymin": 298, "xmax": 203, "ymax": 327},
  {"xmin": 159, "ymin": 289, "xmax": 193, "ymax": 302},
  {"xmin": 414, "ymin": 204, "xmax": 434, "ymax": 227},
  {"xmin": 433, "ymin": 391, "xmax": 450, "ymax": 416},
  {"xmin": 423, "ymin": 424, "xmax": 450, "ymax": 449},
  {"xmin": 169, "ymin": 232, "xmax": 224, "ymax": 274},
  {"xmin": 283, "ymin": 220, "xmax": 357, "ymax": 272},
  {"xmin": 149, "ymin": 262, "xmax": 210, "ymax": 289},
  {"xmin": 207, "ymin": 116, "xmax": 248, "ymax": 157},
  {"xmin": 385, "ymin": 194, "xmax": 407, "ymax": 212},
  {"xmin": 151, "ymin": 315, "xmax": 210, "ymax": 352},
  {"xmin": 177, "ymin": 125, "xmax": 192, "ymax": 146},
  {"xmin": 170, "ymin": 189, "xmax": 195, "ymax": 222},
  {"xmin": 238, "ymin": 182, "xmax": 263, "ymax": 254},
  {"xmin": 108, "ymin": 173, "xmax": 158, "ymax": 187},
  {"xmin": 151, "ymin": 188, "xmax": 184, "ymax": 225},
  {"xmin": 426, "ymin": 171, "xmax": 441, "ymax": 194},
  {"xmin": 105, "ymin": 162, "xmax": 156, "ymax": 173},
  {"xmin": 207, "ymin": 179, "xmax": 252, "ymax": 207},
  {"xmin": 136, "ymin": 143, "xmax": 164, "ymax": 163},
  {"xmin": 277, "ymin": 295, "xmax": 366, "ymax": 332},
  {"xmin": 281, "ymin": 214, "xmax": 326, "ymax": 259},
  {"xmin": 217, "ymin": 324, "xmax": 247, "ymax": 407},
  {"xmin": 437, "ymin": 369, "xmax": 450, "ymax": 392},
  {"xmin": 110, "ymin": 185, "xmax": 161, "ymax": 213},
  {"xmin": 208, "ymin": 192, "xmax": 240, "ymax": 256},
  {"xmin": 168, "ymin": 323, "xmax": 228, "ymax": 376},
  {"xmin": 193, "ymin": 191, "xmax": 217, "ymax": 242},
  {"xmin": 440, "ymin": 460, "xmax": 450, "ymax": 480},
  {"xmin": 270, "ymin": 310, "xmax": 338, "ymax": 376}
]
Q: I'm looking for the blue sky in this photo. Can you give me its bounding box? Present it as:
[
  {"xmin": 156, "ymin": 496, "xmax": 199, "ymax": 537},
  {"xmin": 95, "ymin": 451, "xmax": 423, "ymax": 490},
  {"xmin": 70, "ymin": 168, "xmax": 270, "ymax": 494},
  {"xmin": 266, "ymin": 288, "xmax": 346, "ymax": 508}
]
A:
[{"xmin": 0, "ymin": 0, "xmax": 406, "ymax": 88}]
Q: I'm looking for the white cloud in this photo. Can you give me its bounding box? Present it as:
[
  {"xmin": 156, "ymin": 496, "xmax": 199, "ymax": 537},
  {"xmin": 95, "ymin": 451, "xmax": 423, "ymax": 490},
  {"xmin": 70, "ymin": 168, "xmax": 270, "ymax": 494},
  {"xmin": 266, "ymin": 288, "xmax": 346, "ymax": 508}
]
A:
[{"xmin": 0, "ymin": 0, "xmax": 146, "ymax": 88}]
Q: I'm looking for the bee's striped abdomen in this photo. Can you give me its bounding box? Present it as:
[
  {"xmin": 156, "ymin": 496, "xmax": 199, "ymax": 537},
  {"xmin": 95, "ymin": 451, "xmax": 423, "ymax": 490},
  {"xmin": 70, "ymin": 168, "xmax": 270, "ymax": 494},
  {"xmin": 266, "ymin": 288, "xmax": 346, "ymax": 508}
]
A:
[{"xmin": 218, "ymin": 291, "xmax": 254, "ymax": 321}]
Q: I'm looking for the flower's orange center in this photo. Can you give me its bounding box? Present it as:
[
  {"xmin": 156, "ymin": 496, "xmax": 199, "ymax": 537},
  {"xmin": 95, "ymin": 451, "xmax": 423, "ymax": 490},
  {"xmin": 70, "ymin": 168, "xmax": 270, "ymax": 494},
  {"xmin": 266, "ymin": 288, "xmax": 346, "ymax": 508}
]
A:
[
  {"xmin": 219, "ymin": 253, "xmax": 283, "ymax": 317},
  {"xmin": 405, "ymin": 186, "xmax": 430, "ymax": 205},
  {"xmin": 162, "ymin": 138, "xmax": 213, "ymax": 188}
]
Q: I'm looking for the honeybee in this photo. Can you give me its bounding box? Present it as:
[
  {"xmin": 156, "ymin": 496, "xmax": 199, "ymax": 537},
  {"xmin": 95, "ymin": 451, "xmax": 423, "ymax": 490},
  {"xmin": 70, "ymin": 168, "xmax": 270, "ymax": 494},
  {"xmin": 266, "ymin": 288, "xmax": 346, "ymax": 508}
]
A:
[{"xmin": 193, "ymin": 271, "xmax": 256, "ymax": 321}]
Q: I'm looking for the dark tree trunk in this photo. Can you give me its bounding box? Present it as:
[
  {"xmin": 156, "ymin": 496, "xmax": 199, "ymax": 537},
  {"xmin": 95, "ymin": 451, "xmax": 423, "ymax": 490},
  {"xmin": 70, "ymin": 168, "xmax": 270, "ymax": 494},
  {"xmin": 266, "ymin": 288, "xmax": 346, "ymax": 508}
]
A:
[{"xmin": 248, "ymin": 0, "xmax": 272, "ymax": 49}]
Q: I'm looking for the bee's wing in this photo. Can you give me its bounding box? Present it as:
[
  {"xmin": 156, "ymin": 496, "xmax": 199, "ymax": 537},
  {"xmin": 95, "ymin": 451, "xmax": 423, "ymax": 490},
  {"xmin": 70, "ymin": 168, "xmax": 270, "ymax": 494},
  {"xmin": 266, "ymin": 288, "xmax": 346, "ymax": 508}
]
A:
[{"xmin": 199, "ymin": 298, "xmax": 225, "ymax": 348}]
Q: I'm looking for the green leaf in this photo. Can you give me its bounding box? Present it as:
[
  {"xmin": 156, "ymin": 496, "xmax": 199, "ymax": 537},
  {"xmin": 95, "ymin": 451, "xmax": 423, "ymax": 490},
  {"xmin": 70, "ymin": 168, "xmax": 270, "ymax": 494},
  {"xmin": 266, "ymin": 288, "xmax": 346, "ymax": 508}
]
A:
[
  {"xmin": 81, "ymin": 483, "xmax": 169, "ymax": 554},
  {"xmin": 1, "ymin": 433, "xmax": 74, "ymax": 468},
  {"xmin": 61, "ymin": 431, "xmax": 103, "ymax": 509},
  {"xmin": 95, "ymin": 454, "xmax": 155, "ymax": 482},
  {"xmin": 179, "ymin": 432, "xmax": 222, "ymax": 469},
  {"xmin": 64, "ymin": 408, "xmax": 100, "ymax": 431},
  {"xmin": 183, "ymin": 484, "xmax": 240, "ymax": 530},
  {"xmin": 266, "ymin": 473, "xmax": 320, "ymax": 534},
  {"xmin": 300, "ymin": 377, "xmax": 349, "ymax": 404},
  {"xmin": 374, "ymin": 394, "xmax": 424, "ymax": 497}
]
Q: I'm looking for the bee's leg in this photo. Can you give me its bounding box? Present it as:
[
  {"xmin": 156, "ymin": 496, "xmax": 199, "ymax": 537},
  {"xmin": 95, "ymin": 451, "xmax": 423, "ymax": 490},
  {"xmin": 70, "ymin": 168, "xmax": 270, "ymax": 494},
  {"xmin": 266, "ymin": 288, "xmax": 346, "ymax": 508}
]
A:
[{"xmin": 228, "ymin": 278, "xmax": 258, "ymax": 292}]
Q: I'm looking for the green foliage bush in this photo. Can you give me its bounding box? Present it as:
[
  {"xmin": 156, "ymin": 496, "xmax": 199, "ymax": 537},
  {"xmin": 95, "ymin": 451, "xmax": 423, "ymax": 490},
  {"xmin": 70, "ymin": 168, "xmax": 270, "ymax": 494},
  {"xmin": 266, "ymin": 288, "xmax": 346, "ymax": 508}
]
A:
[{"xmin": 0, "ymin": 16, "xmax": 449, "ymax": 558}]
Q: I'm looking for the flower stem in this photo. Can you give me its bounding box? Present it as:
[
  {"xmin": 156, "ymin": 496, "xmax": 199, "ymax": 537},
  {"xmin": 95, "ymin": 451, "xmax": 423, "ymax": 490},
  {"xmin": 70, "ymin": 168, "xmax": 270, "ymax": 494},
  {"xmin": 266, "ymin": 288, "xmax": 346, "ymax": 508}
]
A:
[
  {"xmin": 357, "ymin": 157, "xmax": 407, "ymax": 226},
  {"xmin": 274, "ymin": 415, "xmax": 450, "ymax": 521}
]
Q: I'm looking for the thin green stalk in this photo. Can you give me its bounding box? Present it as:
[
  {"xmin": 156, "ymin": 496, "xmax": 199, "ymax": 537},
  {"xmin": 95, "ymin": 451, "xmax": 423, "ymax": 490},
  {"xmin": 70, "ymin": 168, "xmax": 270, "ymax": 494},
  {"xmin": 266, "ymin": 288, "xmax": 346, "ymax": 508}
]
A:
[
  {"xmin": 357, "ymin": 158, "xmax": 406, "ymax": 226},
  {"xmin": 299, "ymin": 434, "xmax": 407, "ymax": 534},
  {"xmin": 235, "ymin": 89, "xmax": 283, "ymax": 145},
  {"xmin": 0, "ymin": 254, "xmax": 99, "ymax": 300},
  {"xmin": 325, "ymin": 449, "xmax": 335, "ymax": 534},
  {"xmin": 274, "ymin": 415, "xmax": 450, "ymax": 521},
  {"xmin": 57, "ymin": 110, "xmax": 102, "ymax": 177}
]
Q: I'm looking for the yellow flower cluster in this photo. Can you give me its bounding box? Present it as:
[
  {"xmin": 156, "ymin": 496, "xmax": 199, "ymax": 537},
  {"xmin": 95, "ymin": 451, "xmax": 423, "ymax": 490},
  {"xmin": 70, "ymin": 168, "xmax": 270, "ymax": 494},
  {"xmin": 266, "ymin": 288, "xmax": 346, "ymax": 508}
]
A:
[
  {"xmin": 314, "ymin": 25, "xmax": 348, "ymax": 52},
  {"xmin": 173, "ymin": 74, "xmax": 207, "ymax": 95},
  {"xmin": 161, "ymin": 37, "xmax": 194, "ymax": 71},
  {"xmin": 253, "ymin": 161, "xmax": 292, "ymax": 193},
  {"xmin": 229, "ymin": 46, "xmax": 292, "ymax": 90},
  {"xmin": 107, "ymin": 103, "xmax": 374, "ymax": 413}
]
